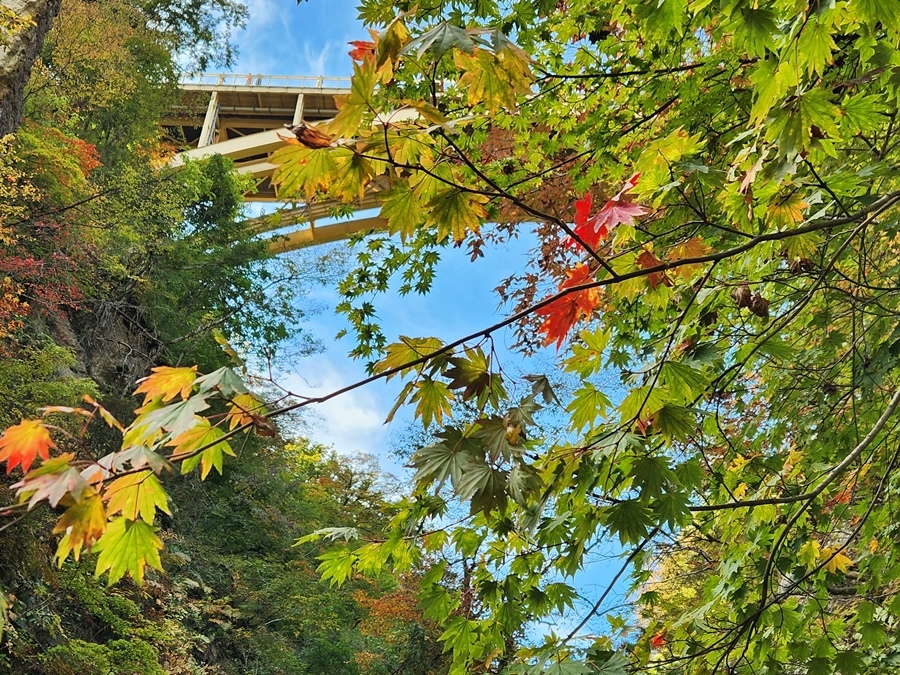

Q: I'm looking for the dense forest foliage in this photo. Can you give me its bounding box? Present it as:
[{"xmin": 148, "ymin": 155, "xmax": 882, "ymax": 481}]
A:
[
  {"xmin": 4, "ymin": 0, "xmax": 900, "ymax": 674},
  {"xmin": 0, "ymin": 1, "xmax": 446, "ymax": 673}
]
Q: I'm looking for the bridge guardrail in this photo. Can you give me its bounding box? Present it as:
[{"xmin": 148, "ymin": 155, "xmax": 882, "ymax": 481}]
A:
[{"xmin": 179, "ymin": 74, "xmax": 352, "ymax": 89}]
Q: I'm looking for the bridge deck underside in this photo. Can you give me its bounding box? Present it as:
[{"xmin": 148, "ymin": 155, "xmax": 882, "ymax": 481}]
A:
[{"xmin": 166, "ymin": 76, "xmax": 387, "ymax": 252}]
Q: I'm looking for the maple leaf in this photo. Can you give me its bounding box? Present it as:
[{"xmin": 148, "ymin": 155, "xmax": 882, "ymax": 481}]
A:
[
  {"xmin": 349, "ymin": 39, "xmax": 377, "ymax": 61},
  {"xmin": 53, "ymin": 491, "xmax": 107, "ymax": 564},
  {"xmin": 636, "ymin": 249, "xmax": 671, "ymax": 289},
  {"xmin": 13, "ymin": 454, "xmax": 88, "ymax": 509},
  {"xmin": 104, "ymin": 470, "xmax": 171, "ymax": 523},
  {"xmin": 822, "ymin": 546, "xmax": 853, "ymax": 575},
  {"xmin": 535, "ymin": 265, "xmax": 602, "ymax": 350},
  {"xmin": 594, "ymin": 200, "xmax": 647, "ymax": 235},
  {"xmin": 226, "ymin": 393, "xmax": 266, "ymax": 430},
  {"xmin": 569, "ymin": 176, "xmax": 648, "ymax": 249},
  {"xmin": 133, "ymin": 365, "xmax": 198, "ymax": 404},
  {"xmin": 83, "ymin": 394, "xmax": 124, "ymax": 431},
  {"xmin": 767, "ymin": 192, "xmax": 808, "ymax": 228},
  {"xmin": 0, "ymin": 419, "xmax": 55, "ymax": 474},
  {"xmin": 93, "ymin": 517, "xmax": 164, "ymax": 585},
  {"xmin": 167, "ymin": 418, "xmax": 235, "ymax": 479},
  {"xmin": 650, "ymin": 632, "xmax": 667, "ymax": 649}
]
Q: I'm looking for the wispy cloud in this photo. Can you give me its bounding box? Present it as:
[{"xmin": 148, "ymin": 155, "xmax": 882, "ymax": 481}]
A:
[
  {"xmin": 280, "ymin": 355, "xmax": 395, "ymax": 459},
  {"xmin": 232, "ymin": 0, "xmax": 362, "ymax": 76}
]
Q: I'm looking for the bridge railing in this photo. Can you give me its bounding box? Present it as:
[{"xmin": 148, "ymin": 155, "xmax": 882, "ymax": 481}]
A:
[{"xmin": 179, "ymin": 73, "xmax": 352, "ymax": 89}]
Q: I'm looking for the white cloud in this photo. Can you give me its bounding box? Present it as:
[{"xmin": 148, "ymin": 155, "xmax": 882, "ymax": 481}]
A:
[{"xmin": 279, "ymin": 356, "xmax": 393, "ymax": 458}]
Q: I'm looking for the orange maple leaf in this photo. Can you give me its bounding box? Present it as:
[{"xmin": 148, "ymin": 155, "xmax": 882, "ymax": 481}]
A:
[
  {"xmin": 348, "ymin": 40, "xmax": 377, "ymax": 61},
  {"xmin": 0, "ymin": 419, "xmax": 55, "ymax": 474},
  {"xmin": 636, "ymin": 249, "xmax": 671, "ymax": 289},
  {"xmin": 535, "ymin": 265, "xmax": 602, "ymax": 349},
  {"xmin": 133, "ymin": 365, "xmax": 198, "ymax": 404}
]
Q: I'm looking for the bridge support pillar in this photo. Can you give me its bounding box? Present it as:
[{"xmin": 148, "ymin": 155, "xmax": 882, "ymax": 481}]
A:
[
  {"xmin": 198, "ymin": 91, "xmax": 219, "ymax": 148},
  {"xmin": 292, "ymin": 93, "xmax": 305, "ymax": 125}
]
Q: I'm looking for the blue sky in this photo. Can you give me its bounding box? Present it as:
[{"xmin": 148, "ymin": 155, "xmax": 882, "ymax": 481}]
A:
[
  {"xmin": 229, "ymin": 1, "xmax": 545, "ymax": 466},
  {"xmin": 228, "ymin": 1, "xmax": 630, "ymax": 638}
]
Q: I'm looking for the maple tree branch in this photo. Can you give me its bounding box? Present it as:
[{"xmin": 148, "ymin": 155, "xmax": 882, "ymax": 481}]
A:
[
  {"xmin": 263, "ymin": 190, "xmax": 900, "ymax": 422},
  {"xmin": 436, "ymin": 129, "xmax": 621, "ymax": 279},
  {"xmin": 94, "ymin": 190, "xmax": 900, "ymax": 482},
  {"xmin": 535, "ymin": 61, "xmax": 704, "ymax": 80},
  {"xmin": 690, "ymin": 384, "xmax": 900, "ymax": 512},
  {"xmin": 561, "ymin": 528, "xmax": 659, "ymax": 646}
]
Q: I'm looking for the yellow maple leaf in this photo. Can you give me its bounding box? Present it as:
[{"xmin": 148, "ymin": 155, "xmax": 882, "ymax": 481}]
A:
[
  {"xmin": 667, "ymin": 237, "xmax": 713, "ymax": 280},
  {"xmin": 54, "ymin": 491, "xmax": 107, "ymax": 564},
  {"xmin": 767, "ymin": 192, "xmax": 808, "ymax": 229},
  {"xmin": 226, "ymin": 393, "xmax": 266, "ymax": 430},
  {"xmin": 821, "ymin": 546, "xmax": 853, "ymax": 574},
  {"xmin": 0, "ymin": 419, "xmax": 55, "ymax": 474},
  {"xmin": 133, "ymin": 365, "xmax": 198, "ymax": 404}
]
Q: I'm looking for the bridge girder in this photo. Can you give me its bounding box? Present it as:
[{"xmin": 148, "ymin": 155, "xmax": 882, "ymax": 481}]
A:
[{"xmin": 167, "ymin": 74, "xmax": 388, "ymax": 252}]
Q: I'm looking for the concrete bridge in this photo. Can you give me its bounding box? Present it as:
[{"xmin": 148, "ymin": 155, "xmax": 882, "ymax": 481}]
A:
[{"xmin": 163, "ymin": 74, "xmax": 386, "ymax": 252}]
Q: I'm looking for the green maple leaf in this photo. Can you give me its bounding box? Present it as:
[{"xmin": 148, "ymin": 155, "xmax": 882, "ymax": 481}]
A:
[
  {"xmin": 402, "ymin": 22, "xmax": 488, "ymax": 60},
  {"xmin": 316, "ymin": 548, "xmax": 357, "ymax": 586},
  {"xmin": 328, "ymin": 59, "xmax": 376, "ymax": 138},
  {"xmin": 653, "ymin": 405, "xmax": 696, "ymax": 442},
  {"xmin": 272, "ymin": 146, "xmax": 338, "ymax": 200},
  {"xmin": 455, "ymin": 48, "xmax": 531, "ymax": 114},
  {"xmin": 508, "ymin": 461, "xmax": 542, "ymax": 505},
  {"xmin": 133, "ymin": 396, "xmax": 210, "ymax": 440},
  {"xmin": 566, "ymin": 383, "xmax": 612, "ymax": 433},
  {"xmin": 618, "ymin": 385, "xmax": 667, "ymax": 424},
  {"xmin": 93, "ymin": 517, "xmax": 163, "ymax": 585},
  {"xmin": 105, "ymin": 470, "xmax": 171, "ymax": 523},
  {"xmin": 411, "ymin": 377, "xmax": 454, "ymax": 427},
  {"xmin": 730, "ymin": 7, "xmax": 777, "ymax": 58},
  {"xmin": 331, "ymin": 149, "xmax": 376, "ymax": 202},
  {"xmin": 834, "ymin": 651, "xmax": 866, "ymax": 675},
  {"xmin": 766, "ymin": 89, "xmax": 842, "ymax": 155},
  {"xmin": 194, "ymin": 366, "xmax": 248, "ymax": 397},
  {"xmin": 379, "ymin": 184, "xmax": 421, "ymax": 240},
  {"xmin": 445, "ymin": 348, "xmax": 504, "ymax": 405},
  {"xmin": 807, "ymin": 657, "xmax": 833, "ymax": 675},
  {"xmin": 439, "ymin": 616, "xmax": 479, "ymax": 655},
  {"xmin": 605, "ymin": 499, "xmax": 654, "ymax": 544},
  {"xmin": 168, "ymin": 419, "xmax": 235, "ymax": 479},
  {"xmin": 375, "ymin": 336, "xmax": 444, "ymax": 377},
  {"xmin": 856, "ymin": 0, "xmax": 900, "ymax": 29},
  {"xmin": 629, "ymin": 455, "xmax": 675, "ymax": 500},
  {"xmin": 453, "ymin": 460, "xmax": 508, "ymax": 514},
  {"xmin": 798, "ymin": 17, "xmax": 837, "ymax": 76},
  {"xmin": 427, "ymin": 188, "xmax": 487, "ymax": 243},
  {"xmin": 412, "ymin": 427, "xmax": 480, "ymax": 488},
  {"xmin": 653, "ymin": 490, "xmax": 692, "ymax": 529},
  {"xmin": 660, "ymin": 361, "xmax": 708, "ymax": 403}
]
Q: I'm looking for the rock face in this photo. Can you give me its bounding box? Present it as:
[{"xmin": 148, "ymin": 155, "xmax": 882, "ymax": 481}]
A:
[{"xmin": 0, "ymin": 0, "xmax": 61, "ymax": 135}]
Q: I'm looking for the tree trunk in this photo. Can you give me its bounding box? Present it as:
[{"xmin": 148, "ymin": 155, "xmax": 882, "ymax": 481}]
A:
[{"xmin": 0, "ymin": 0, "xmax": 61, "ymax": 136}]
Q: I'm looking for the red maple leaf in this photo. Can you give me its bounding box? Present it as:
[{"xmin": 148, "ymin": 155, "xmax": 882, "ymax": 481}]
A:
[
  {"xmin": 568, "ymin": 175, "xmax": 647, "ymax": 250},
  {"xmin": 613, "ymin": 172, "xmax": 641, "ymax": 201},
  {"xmin": 535, "ymin": 265, "xmax": 602, "ymax": 349},
  {"xmin": 650, "ymin": 631, "xmax": 667, "ymax": 649},
  {"xmin": 0, "ymin": 419, "xmax": 55, "ymax": 474},
  {"xmin": 574, "ymin": 194, "xmax": 593, "ymax": 227},
  {"xmin": 348, "ymin": 40, "xmax": 376, "ymax": 61}
]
